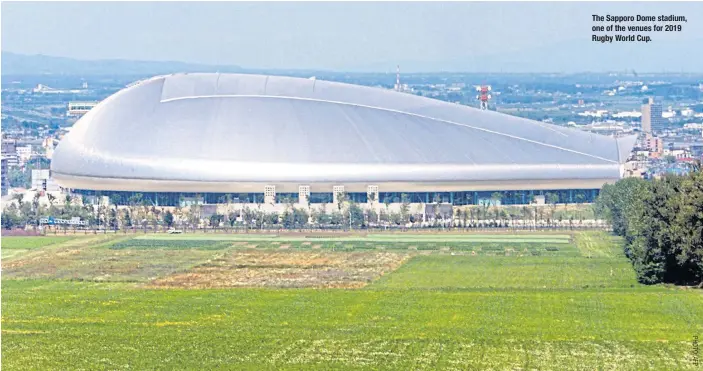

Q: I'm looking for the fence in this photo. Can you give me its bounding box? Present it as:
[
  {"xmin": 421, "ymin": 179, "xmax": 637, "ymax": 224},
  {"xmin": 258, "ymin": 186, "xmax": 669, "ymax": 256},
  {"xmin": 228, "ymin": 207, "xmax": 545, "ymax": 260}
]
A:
[{"xmin": 32, "ymin": 223, "xmax": 612, "ymax": 236}]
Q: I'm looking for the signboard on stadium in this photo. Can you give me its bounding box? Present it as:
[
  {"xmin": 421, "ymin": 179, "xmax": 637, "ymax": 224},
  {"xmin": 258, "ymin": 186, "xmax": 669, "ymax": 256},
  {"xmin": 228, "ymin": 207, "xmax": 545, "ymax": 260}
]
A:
[{"xmin": 39, "ymin": 217, "xmax": 88, "ymax": 226}]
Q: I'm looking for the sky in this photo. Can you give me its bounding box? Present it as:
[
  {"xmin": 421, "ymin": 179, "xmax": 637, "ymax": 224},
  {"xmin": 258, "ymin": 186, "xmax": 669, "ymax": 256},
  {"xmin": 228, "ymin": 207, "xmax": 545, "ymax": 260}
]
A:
[{"xmin": 2, "ymin": 1, "xmax": 702, "ymax": 72}]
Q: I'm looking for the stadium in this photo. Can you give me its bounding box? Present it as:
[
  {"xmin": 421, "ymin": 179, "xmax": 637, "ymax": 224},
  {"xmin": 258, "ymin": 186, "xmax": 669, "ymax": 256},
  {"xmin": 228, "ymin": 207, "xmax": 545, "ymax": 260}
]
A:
[{"xmin": 51, "ymin": 73, "xmax": 636, "ymax": 209}]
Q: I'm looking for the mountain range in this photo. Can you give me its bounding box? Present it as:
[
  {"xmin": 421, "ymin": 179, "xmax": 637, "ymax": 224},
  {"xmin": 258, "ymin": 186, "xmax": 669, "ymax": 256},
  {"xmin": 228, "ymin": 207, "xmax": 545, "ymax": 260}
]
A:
[
  {"xmin": 3, "ymin": 38, "xmax": 703, "ymax": 75},
  {"xmin": 1, "ymin": 52, "xmax": 244, "ymax": 76}
]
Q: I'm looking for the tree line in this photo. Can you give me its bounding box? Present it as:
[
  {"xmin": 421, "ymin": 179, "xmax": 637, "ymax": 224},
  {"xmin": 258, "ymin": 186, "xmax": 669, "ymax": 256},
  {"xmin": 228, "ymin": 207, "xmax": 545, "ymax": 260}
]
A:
[
  {"xmin": 595, "ymin": 168, "xmax": 703, "ymax": 286},
  {"xmin": 2, "ymin": 190, "xmax": 601, "ymax": 232}
]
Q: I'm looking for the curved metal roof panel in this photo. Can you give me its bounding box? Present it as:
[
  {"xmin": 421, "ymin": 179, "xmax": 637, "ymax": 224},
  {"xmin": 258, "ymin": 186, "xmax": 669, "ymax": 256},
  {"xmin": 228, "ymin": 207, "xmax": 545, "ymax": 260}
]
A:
[{"xmin": 51, "ymin": 73, "xmax": 635, "ymax": 187}]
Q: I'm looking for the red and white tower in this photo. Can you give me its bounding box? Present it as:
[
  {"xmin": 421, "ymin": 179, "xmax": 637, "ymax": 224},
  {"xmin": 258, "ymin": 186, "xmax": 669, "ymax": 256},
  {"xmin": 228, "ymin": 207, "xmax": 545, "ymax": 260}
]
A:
[
  {"xmin": 394, "ymin": 65, "xmax": 401, "ymax": 92},
  {"xmin": 475, "ymin": 85, "xmax": 492, "ymax": 110}
]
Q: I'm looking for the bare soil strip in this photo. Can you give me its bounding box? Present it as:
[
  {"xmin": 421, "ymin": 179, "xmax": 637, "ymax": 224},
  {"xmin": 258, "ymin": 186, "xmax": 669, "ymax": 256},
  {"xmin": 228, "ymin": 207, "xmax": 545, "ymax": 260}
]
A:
[{"xmin": 149, "ymin": 250, "xmax": 411, "ymax": 289}]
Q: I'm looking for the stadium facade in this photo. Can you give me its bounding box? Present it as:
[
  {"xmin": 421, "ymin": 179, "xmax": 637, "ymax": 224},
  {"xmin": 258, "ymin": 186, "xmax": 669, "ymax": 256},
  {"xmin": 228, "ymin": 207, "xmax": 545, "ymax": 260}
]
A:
[{"xmin": 51, "ymin": 73, "xmax": 636, "ymax": 209}]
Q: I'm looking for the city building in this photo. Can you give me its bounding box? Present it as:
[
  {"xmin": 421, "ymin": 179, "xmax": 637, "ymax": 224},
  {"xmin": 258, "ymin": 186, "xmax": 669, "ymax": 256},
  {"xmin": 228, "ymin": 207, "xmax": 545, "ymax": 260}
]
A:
[
  {"xmin": 645, "ymin": 134, "xmax": 664, "ymax": 155},
  {"xmin": 16, "ymin": 145, "xmax": 33, "ymax": 164},
  {"xmin": 641, "ymin": 97, "xmax": 665, "ymax": 134},
  {"xmin": 2, "ymin": 137, "xmax": 19, "ymax": 167},
  {"xmin": 31, "ymin": 169, "xmax": 61, "ymax": 192},
  {"xmin": 1, "ymin": 157, "xmax": 8, "ymax": 196},
  {"xmin": 51, "ymin": 73, "xmax": 637, "ymax": 209},
  {"xmin": 67, "ymin": 101, "xmax": 98, "ymax": 117}
]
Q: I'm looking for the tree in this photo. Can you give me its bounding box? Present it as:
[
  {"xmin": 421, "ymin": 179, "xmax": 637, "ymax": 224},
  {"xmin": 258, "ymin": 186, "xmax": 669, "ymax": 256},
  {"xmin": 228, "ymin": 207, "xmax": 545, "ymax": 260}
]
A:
[
  {"xmin": 8, "ymin": 167, "xmax": 27, "ymax": 188},
  {"xmin": 329, "ymin": 211, "xmax": 343, "ymax": 226},
  {"xmin": 536, "ymin": 207, "xmax": 545, "ymax": 226},
  {"xmin": 210, "ymin": 214, "xmax": 225, "ymax": 227},
  {"xmin": 490, "ymin": 192, "xmax": 503, "ymax": 226},
  {"xmin": 521, "ymin": 206, "xmax": 530, "ymax": 228},
  {"xmin": 594, "ymin": 178, "xmax": 649, "ymax": 237},
  {"xmin": 163, "ymin": 210, "xmax": 174, "ymax": 228},
  {"xmin": 316, "ymin": 205, "xmax": 331, "ymax": 226},
  {"xmin": 12, "ymin": 193, "xmax": 24, "ymax": 207},
  {"xmin": 228, "ymin": 212, "xmax": 238, "ymax": 227},
  {"xmin": 455, "ymin": 209, "xmax": 464, "ymax": 227},
  {"xmin": 367, "ymin": 209, "xmax": 378, "ymax": 226},
  {"xmin": 2, "ymin": 206, "xmax": 22, "ymax": 229},
  {"xmin": 122, "ymin": 209, "xmax": 133, "ymax": 228},
  {"xmin": 225, "ymin": 193, "xmax": 233, "ymax": 215},
  {"xmin": 336, "ymin": 191, "xmax": 347, "ymax": 212},
  {"xmin": 368, "ymin": 191, "xmax": 377, "ymax": 212},
  {"xmin": 389, "ymin": 211, "xmax": 402, "ymax": 226},
  {"xmin": 598, "ymin": 171, "xmax": 703, "ymax": 286},
  {"xmin": 383, "ymin": 196, "xmax": 391, "ymax": 221},
  {"xmin": 47, "ymin": 193, "xmax": 56, "ymax": 208},
  {"xmin": 32, "ymin": 192, "xmax": 41, "ymax": 209},
  {"xmin": 346, "ymin": 202, "xmax": 364, "ymax": 228},
  {"xmin": 400, "ymin": 193, "xmax": 411, "ymax": 224},
  {"xmin": 293, "ymin": 207, "xmax": 309, "ymax": 228},
  {"xmin": 110, "ymin": 193, "xmax": 121, "ymax": 206},
  {"xmin": 109, "ymin": 208, "xmax": 119, "ymax": 230},
  {"xmin": 431, "ymin": 193, "xmax": 443, "ymax": 222},
  {"xmin": 625, "ymin": 173, "xmax": 701, "ymax": 285},
  {"xmin": 546, "ymin": 193, "xmax": 559, "ymax": 227}
]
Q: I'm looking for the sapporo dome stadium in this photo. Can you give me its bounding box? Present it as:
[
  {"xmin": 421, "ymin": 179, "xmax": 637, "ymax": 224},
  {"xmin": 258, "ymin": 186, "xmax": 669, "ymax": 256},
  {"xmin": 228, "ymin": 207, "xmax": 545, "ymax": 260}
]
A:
[{"xmin": 50, "ymin": 73, "xmax": 636, "ymax": 207}]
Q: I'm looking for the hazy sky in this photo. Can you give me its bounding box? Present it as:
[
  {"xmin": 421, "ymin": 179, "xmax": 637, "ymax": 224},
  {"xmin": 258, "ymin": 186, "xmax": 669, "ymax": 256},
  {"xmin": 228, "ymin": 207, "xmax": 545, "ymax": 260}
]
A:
[{"xmin": 2, "ymin": 2, "xmax": 702, "ymax": 72}]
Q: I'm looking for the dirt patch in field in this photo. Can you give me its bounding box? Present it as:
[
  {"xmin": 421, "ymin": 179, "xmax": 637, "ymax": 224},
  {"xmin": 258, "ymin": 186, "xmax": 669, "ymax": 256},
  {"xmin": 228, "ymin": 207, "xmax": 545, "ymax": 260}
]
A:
[
  {"xmin": 276, "ymin": 231, "xmax": 368, "ymax": 238},
  {"xmin": 149, "ymin": 250, "xmax": 412, "ymax": 289},
  {"xmin": 2, "ymin": 237, "xmax": 219, "ymax": 282}
]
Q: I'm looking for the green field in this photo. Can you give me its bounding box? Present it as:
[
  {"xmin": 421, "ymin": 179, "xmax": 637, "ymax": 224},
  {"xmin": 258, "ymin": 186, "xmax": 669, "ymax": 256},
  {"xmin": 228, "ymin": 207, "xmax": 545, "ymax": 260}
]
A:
[
  {"xmin": 0, "ymin": 236, "xmax": 75, "ymax": 260},
  {"xmin": 2, "ymin": 232, "xmax": 702, "ymax": 370},
  {"xmin": 137, "ymin": 233, "xmax": 573, "ymax": 244}
]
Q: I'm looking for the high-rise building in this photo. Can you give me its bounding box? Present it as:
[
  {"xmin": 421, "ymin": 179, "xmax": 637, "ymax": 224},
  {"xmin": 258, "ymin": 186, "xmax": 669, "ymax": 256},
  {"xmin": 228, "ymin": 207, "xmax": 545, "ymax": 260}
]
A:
[
  {"xmin": 1, "ymin": 137, "xmax": 19, "ymax": 168},
  {"xmin": 645, "ymin": 134, "xmax": 663, "ymax": 155},
  {"xmin": 641, "ymin": 98, "xmax": 665, "ymax": 133}
]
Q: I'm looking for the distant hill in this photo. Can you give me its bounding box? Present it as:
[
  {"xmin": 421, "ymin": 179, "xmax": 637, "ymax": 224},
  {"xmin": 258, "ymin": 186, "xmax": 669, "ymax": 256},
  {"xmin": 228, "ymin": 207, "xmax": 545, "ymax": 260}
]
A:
[{"xmin": 1, "ymin": 52, "xmax": 243, "ymax": 75}]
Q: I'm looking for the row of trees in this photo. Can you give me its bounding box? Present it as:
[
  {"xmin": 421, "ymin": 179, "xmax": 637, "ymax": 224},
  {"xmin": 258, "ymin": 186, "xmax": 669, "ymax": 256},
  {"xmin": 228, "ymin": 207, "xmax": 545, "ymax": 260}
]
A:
[
  {"xmin": 3, "ymin": 189, "xmax": 596, "ymax": 232},
  {"xmin": 2, "ymin": 193, "xmax": 93, "ymax": 229},
  {"xmin": 596, "ymin": 170, "xmax": 703, "ymax": 286}
]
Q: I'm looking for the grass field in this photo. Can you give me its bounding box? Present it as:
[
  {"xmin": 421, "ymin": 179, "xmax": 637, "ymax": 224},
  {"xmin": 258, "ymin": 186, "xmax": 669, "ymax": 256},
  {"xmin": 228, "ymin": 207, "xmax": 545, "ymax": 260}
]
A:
[
  {"xmin": 137, "ymin": 233, "xmax": 573, "ymax": 244},
  {"xmin": 2, "ymin": 231, "xmax": 702, "ymax": 370},
  {"xmin": 0, "ymin": 236, "xmax": 75, "ymax": 260}
]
